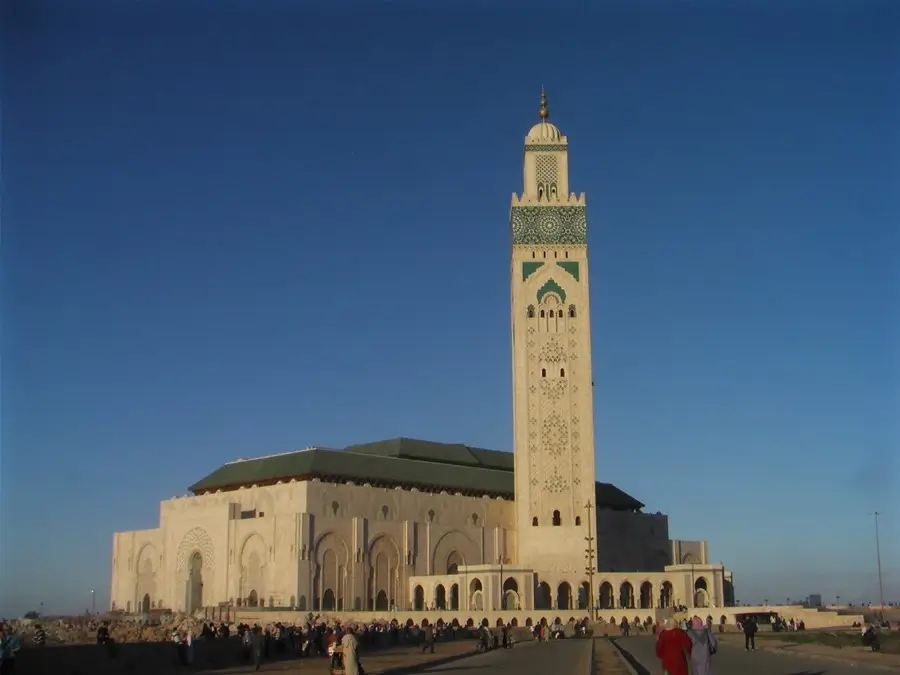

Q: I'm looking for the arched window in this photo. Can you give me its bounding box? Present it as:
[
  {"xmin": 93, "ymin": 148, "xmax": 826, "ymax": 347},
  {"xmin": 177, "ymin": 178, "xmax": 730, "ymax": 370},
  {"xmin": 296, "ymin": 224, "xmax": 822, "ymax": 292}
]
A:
[
  {"xmin": 568, "ymin": 305, "xmax": 576, "ymax": 318},
  {"xmin": 541, "ymin": 368, "xmax": 547, "ymax": 378},
  {"xmin": 550, "ymin": 185, "xmax": 557, "ymax": 199},
  {"xmin": 538, "ymin": 185, "xmax": 545, "ymax": 200},
  {"xmin": 532, "ymin": 517, "xmax": 539, "ymax": 526},
  {"xmin": 560, "ymin": 368, "xmax": 565, "ymax": 377},
  {"xmin": 552, "ymin": 510, "xmax": 561, "ymax": 526},
  {"xmin": 540, "ymin": 309, "xmax": 545, "ymax": 318},
  {"xmin": 527, "ymin": 305, "xmax": 535, "ymax": 318},
  {"xmin": 575, "ymin": 516, "xmax": 581, "ymax": 526}
]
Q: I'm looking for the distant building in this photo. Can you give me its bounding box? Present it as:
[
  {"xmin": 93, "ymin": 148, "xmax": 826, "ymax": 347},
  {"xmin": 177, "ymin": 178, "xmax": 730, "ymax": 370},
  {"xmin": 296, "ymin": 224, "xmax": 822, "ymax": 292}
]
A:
[{"xmin": 808, "ymin": 594, "xmax": 823, "ymax": 607}]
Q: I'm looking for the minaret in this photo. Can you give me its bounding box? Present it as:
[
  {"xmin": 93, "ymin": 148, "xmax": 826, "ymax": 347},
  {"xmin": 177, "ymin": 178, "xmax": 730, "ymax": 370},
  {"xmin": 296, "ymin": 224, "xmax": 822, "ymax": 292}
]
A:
[{"xmin": 510, "ymin": 91, "xmax": 597, "ymax": 574}]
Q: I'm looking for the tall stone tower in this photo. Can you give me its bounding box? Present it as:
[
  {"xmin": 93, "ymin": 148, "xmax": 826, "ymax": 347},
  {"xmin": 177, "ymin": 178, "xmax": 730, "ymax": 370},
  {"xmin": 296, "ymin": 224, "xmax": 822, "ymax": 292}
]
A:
[{"xmin": 511, "ymin": 91, "xmax": 597, "ymax": 573}]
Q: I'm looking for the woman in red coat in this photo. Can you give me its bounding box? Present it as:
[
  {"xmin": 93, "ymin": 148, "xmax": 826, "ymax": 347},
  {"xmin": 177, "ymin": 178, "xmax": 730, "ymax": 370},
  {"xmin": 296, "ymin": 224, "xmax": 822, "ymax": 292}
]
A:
[{"xmin": 655, "ymin": 618, "xmax": 692, "ymax": 675}]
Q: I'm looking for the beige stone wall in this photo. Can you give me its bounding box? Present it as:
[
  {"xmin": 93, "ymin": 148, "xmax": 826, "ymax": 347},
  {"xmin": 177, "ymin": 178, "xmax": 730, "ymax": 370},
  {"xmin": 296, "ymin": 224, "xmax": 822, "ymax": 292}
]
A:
[
  {"xmin": 670, "ymin": 539, "xmax": 707, "ymax": 565},
  {"xmin": 511, "ymin": 231, "xmax": 597, "ymax": 571},
  {"xmin": 110, "ymin": 479, "xmax": 515, "ymax": 613}
]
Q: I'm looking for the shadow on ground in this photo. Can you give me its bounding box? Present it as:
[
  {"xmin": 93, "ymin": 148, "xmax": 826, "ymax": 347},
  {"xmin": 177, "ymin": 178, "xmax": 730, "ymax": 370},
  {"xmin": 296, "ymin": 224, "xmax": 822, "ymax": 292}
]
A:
[{"xmin": 380, "ymin": 649, "xmax": 481, "ymax": 674}]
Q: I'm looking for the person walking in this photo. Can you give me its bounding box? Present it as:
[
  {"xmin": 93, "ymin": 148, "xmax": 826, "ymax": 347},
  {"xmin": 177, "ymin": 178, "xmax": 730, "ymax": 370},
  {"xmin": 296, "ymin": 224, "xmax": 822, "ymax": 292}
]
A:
[
  {"xmin": 687, "ymin": 616, "xmax": 718, "ymax": 675},
  {"xmin": 250, "ymin": 626, "xmax": 264, "ymax": 672},
  {"xmin": 655, "ymin": 617, "xmax": 692, "ymax": 675},
  {"xmin": 340, "ymin": 627, "xmax": 360, "ymax": 675},
  {"xmin": 743, "ymin": 616, "xmax": 758, "ymax": 651},
  {"xmin": 421, "ymin": 623, "xmax": 434, "ymax": 654}
]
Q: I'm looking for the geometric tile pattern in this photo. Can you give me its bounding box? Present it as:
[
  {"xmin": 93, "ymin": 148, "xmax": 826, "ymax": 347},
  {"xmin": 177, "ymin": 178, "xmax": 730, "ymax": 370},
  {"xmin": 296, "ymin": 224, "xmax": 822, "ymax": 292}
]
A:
[
  {"xmin": 511, "ymin": 206, "xmax": 587, "ymax": 245},
  {"xmin": 525, "ymin": 145, "xmax": 567, "ymax": 152},
  {"xmin": 535, "ymin": 155, "xmax": 558, "ymax": 187}
]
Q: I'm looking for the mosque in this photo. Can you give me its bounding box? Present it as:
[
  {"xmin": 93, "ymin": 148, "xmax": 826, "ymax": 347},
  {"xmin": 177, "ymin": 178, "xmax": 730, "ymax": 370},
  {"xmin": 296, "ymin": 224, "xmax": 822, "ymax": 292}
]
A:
[{"xmin": 109, "ymin": 92, "xmax": 735, "ymax": 623}]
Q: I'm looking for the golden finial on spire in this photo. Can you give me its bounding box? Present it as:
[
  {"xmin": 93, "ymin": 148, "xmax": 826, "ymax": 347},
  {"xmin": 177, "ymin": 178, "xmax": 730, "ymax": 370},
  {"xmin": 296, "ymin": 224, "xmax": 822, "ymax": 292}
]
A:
[{"xmin": 539, "ymin": 87, "xmax": 549, "ymax": 121}]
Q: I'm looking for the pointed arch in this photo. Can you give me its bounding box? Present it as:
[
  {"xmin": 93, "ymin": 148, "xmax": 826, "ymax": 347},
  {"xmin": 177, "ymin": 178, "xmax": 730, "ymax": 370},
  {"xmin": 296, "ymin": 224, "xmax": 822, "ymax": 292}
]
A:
[
  {"xmin": 239, "ymin": 534, "xmax": 268, "ymax": 607},
  {"xmin": 314, "ymin": 532, "xmax": 350, "ymax": 611},
  {"xmin": 431, "ymin": 530, "xmax": 477, "ymax": 575},
  {"xmin": 135, "ymin": 543, "xmax": 158, "ymax": 612},
  {"xmin": 367, "ymin": 534, "xmax": 401, "ymax": 611},
  {"xmin": 175, "ymin": 527, "xmax": 215, "ymax": 571},
  {"xmin": 537, "ymin": 278, "xmax": 567, "ymax": 304}
]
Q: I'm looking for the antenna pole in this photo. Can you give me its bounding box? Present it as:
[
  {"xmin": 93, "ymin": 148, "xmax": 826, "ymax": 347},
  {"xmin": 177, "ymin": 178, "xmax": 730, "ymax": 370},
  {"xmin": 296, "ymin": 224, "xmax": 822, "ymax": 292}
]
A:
[{"xmin": 872, "ymin": 512, "xmax": 886, "ymax": 624}]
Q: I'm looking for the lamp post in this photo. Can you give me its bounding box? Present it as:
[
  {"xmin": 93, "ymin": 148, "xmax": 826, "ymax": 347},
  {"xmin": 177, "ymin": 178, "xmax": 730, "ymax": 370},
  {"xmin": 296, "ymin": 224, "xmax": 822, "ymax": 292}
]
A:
[
  {"xmin": 91, "ymin": 589, "xmax": 96, "ymax": 615},
  {"xmin": 836, "ymin": 595, "xmax": 841, "ymax": 607},
  {"xmin": 584, "ymin": 500, "xmax": 597, "ymax": 622},
  {"xmin": 870, "ymin": 512, "xmax": 886, "ymax": 624}
]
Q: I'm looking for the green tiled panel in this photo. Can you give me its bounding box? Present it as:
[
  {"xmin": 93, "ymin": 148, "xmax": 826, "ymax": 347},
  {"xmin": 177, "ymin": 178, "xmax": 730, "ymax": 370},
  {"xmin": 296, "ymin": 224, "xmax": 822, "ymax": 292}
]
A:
[
  {"xmin": 525, "ymin": 145, "xmax": 567, "ymax": 152},
  {"xmin": 511, "ymin": 206, "xmax": 587, "ymax": 246},
  {"xmin": 557, "ymin": 261, "xmax": 580, "ymax": 281},
  {"xmin": 522, "ymin": 262, "xmax": 544, "ymax": 281},
  {"xmin": 537, "ymin": 278, "xmax": 566, "ymax": 304}
]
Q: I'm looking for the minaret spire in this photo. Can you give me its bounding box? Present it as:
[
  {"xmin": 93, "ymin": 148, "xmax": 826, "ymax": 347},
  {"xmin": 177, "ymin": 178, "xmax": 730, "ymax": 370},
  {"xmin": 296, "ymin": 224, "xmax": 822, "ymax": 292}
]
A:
[{"xmin": 538, "ymin": 87, "xmax": 549, "ymax": 121}]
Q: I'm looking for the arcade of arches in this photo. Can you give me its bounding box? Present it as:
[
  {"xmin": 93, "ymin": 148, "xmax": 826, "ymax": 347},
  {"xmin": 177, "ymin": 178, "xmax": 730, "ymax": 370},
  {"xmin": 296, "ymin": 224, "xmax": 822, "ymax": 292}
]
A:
[{"xmin": 408, "ymin": 570, "xmax": 726, "ymax": 614}]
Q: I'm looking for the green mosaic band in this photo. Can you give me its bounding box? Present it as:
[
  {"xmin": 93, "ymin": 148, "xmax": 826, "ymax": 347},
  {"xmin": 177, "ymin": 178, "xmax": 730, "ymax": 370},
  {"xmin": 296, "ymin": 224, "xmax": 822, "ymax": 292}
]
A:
[
  {"xmin": 511, "ymin": 205, "xmax": 587, "ymax": 245},
  {"xmin": 525, "ymin": 145, "xmax": 568, "ymax": 152}
]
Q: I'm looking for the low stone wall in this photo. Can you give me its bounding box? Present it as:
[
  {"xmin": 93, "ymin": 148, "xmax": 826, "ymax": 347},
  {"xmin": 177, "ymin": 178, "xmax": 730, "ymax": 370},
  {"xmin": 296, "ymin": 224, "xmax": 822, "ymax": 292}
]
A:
[
  {"xmin": 237, "ymin": 608, "xmax": 600, "ymax": 629},
  {"xmin": 236, "ymin": 605, "xmax": 864, "ymax": 632}
]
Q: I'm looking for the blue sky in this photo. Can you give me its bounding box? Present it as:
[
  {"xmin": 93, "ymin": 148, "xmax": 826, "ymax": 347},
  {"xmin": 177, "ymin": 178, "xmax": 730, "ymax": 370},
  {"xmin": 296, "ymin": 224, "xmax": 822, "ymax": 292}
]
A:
[{"xmin": 2, "ymin": 1, "xmax": 897, "ymax": 616}]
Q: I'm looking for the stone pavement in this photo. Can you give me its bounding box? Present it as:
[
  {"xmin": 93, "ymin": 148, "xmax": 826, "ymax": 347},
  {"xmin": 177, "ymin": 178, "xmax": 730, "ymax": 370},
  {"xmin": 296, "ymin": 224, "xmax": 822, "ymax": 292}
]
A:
[
  {"xmin": 591, "ymin": 638, "xmax": 633, "ymax": 675},
  {"xmin": 416, "ymin": 638, "xmax": 593, "ymax": 675},
  {"xmin": 195, "ymin": 639, "xmax": 480, "ymax": 674},
  {"xmin": 614, "ymin": 635, "xmax": 897, "ymax": 675}
]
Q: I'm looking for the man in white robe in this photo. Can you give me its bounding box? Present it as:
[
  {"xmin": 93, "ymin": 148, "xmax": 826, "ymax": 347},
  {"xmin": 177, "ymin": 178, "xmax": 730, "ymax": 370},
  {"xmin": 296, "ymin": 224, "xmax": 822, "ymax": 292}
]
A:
[{"xmin": 340, "ymin": 627, "xmax": 360, "ymax": 675}]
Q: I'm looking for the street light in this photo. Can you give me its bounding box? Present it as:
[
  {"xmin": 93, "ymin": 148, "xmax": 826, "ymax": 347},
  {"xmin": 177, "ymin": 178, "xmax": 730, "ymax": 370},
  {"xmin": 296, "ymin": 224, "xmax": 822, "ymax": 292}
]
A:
[
  {"xmin": 90, "ymin": 589, "xmax": 96, "ymax": 615},
  {"xmin": 870, "ymin": 512, "xmax": 886, "ymax": 624}
]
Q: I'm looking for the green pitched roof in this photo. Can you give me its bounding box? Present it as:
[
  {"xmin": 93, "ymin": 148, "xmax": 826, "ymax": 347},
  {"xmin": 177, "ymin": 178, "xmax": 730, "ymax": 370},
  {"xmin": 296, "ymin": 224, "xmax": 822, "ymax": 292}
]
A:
[
  {"xmin": 187, "ymin": 437, "xmax": 644, "ymax": 511},
  {"xmin": 345, "ymin": 438, "xmax": 515, "ymax": 471}
]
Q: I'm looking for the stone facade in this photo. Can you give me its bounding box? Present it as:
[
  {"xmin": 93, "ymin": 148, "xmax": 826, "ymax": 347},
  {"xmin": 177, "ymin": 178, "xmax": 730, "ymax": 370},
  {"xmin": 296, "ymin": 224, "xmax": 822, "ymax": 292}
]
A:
[
  {"xmin": 110, "ymin": 478, "xmax": 727, "ymax": 614},
  {"xmin": 110, "ymin": 93, "xmax": 736, "ymax": 619}
]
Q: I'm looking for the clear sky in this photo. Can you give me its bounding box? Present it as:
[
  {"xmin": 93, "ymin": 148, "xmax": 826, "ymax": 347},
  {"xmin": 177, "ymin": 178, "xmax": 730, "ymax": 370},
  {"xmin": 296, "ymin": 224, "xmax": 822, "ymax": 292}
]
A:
[{"xmin": 2, "ymin": 1, "xmax": 898, "ymax": 617}]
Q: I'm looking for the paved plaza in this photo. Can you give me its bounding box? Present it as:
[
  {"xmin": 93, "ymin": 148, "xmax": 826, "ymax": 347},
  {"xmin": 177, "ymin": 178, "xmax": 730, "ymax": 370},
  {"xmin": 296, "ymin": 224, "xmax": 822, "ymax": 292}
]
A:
[
  {"xmin": 418, "ymin": 639, "xmax": 592, "ymax": 675},
  {"xmin": 616, "ymin": 635, "xmax": 895, "ymax": 675},
  {"xmin": 190, "ymin": 639, "xmax": 591, "ymax": 675}
]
